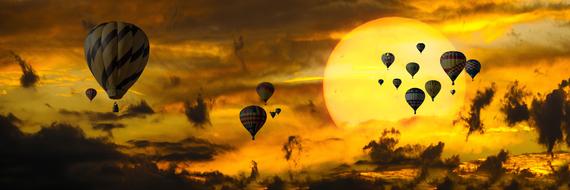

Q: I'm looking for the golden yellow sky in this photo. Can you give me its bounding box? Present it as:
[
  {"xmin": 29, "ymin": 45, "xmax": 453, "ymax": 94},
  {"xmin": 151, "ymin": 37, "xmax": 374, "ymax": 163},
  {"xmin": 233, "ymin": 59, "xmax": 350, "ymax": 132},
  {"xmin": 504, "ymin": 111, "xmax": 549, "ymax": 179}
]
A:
[{"xmin": 1, "ymin": 0, "xmax": 570, "ymax": 179}]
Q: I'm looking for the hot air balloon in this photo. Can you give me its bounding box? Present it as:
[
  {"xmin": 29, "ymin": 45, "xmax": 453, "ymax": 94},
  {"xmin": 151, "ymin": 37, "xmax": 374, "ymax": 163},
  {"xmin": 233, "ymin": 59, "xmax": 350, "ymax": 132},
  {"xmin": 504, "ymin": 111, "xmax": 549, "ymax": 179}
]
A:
[
  {"xmin": 378, "ymin": 79, "xmax": 384, "ymax": 86},
  {"xmin": 465, "ymin": 59, "xmax": 481, "ymax": 81},
  {"xmin": 425, "ymin": 80, "xmax": 441, "ymax": 101},
  {"xmin": 381, "ymin": 52, "xmax": 395, "ymax": 70},
  {"xmin": 239, "ymin": 105, "xmax": 267, "ymax": 140},
  {"xmin": 84, "ymin": 21, "xmax": 150, "ymax": 112},
  {"xmin": 256, "ymin": 82, "xmax": 274, "ymax": 104},
  {"xmin": 416, "ymin": 43, "xmax": 425, "ymax": 53},
  {"xmin": 451, "ymin": 89, "xmax": 456, "ymax": 95},
  {"xmin": 275, "ymin": 108, "xmax": 281, "ymax": 114},
  {"xmin": 406, "ymin": 62, "xmax": 420, "ymax": 79},
  {"xmin": 405, "ymin": 88, "xmax": 425, "ymax": 114},
  {"xmin": 440, "ymin": 51, "xmax": 466, "ymax": 85},
  {"xmin": 85, "ymin": 88, "xmax": 97, "ymax": 101},
  {"xmin": 270, "ymin": 112, "xmax": 276, "ymax": 118},
  {"xmin": 393, "ymin": 78, "xmax": 402, "ymax": 89}
]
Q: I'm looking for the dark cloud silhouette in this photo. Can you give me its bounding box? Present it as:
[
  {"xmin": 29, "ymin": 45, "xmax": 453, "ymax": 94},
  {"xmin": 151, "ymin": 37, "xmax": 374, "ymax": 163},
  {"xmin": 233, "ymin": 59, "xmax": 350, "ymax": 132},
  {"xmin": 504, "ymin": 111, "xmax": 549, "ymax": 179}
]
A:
[
  {"xmin": 500, "ymin": 81, "xmax": 530, "ymax": 126},
  {"xmin": 10, "ymin": 51, "xmax": 39, "ymax": 88},
  {"xmin": 476, "ymin": 149, "xmax": 509, "ymax": 183},
  {"xmin": 530, "ymin": 89, "xmax": 565, "ymax": 155},
  {"xmin": 233, "ymin": 35, "xmax": 247, "ymax": 72},
  {"xmin": 184, "ymin": 94, "xmax": 211, "ymax": 127},
  {"xmin": 282, "ymin": 136, "xmax": 302, "ymax": 163},
  {"xmin": 456, "ymin": 84, "xmax": 496, "ymax": 140},
  {"xmin": 127, "ymin": 136, "xmax": 233, "ymax": 162},
  {"xmin": 92, "ymin": 122, "xmax": 125, "ymax": 137},
  {"xmin": 121, "ymin": 100, "xmax": 155, "ymax": 118}
]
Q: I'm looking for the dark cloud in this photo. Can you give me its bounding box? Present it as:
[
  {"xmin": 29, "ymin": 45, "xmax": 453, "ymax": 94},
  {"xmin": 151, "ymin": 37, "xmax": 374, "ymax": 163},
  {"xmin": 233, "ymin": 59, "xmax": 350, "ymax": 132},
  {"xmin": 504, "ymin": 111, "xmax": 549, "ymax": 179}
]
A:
[
  {"xmin": 500, "ymin": 81, "xmax": 530, "ymax": 126},
  {"xmin": 127, "ymin": 136, "xmax": 233, "ymax": 162},
  {"xmin": 456, "ymin": 84, "xmax": 496, "ymax": 140},
  {"xmin": 184, "ymin": 94, "xmax": 211, "ymax": 127},
  {"xmin": 476, "ymin": 149, "xmax": 509, "ymax": 183},
  {"xmin": 121, "ymin": 100, "xmax": 155, "ymax": 118},
  {"xmin": 10, "ymin": 51, "xmax": 39, "ymax": 88},
  {"xmin": 282, "ymin": 136, "xmax": 302, "ymax": 164},
  {"xmin": 530, "ymin": 89, "xmax": 565, "ymax": 155},
  {"xmin": 92, "ymin": 122, "xmax": 125, "ymax": 137},
  {"xmin": 233, "ymin": 35, "xmax": 247, "ymax": 72},
  {"xmin": 428, "ymin": 1, "xmax": 570, "ymax": 21}
]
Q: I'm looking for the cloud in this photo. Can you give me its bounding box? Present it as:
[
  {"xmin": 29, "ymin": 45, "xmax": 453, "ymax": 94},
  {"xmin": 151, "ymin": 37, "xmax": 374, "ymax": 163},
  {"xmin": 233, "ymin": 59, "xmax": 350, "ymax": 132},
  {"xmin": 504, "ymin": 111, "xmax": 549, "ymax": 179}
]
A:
[
  {"xmin": 10, "ymin": 51, "xmax": 39, "ymax": 88},
  {"xmin": 456, "ymin": 84, "xmax": 496, "ymax": 140},
  {"xmin": 92, "ymin": 122, "xmax": 125, "ymax": 137},
  {"xmin": 476, "ymin": 149, "xmax": 509, "ymax": 183},
  {"xmin": 500, "ymin": 81, "xmax": 530, "ymax": 126},
  {"xmin": 282, "ymin": 135, "xmax": 302, "ymax": 165},
  {"xmin": 121, "ymin": 100, "xmax": 155, "ymax": 118},
  {"xmin": 184, "ymin": 94, "xmax": 211, "ymax": 127},
  {"xmin": 530, "ymin": 89, "xmax": 566, "ymax": 155},
  {"xmin": 127, "ymin": 136, "xmax": 233, "ymax": 162},
  {"xmin": 58, "ymin": 100, "xmax": 155, "ymax": 122}
]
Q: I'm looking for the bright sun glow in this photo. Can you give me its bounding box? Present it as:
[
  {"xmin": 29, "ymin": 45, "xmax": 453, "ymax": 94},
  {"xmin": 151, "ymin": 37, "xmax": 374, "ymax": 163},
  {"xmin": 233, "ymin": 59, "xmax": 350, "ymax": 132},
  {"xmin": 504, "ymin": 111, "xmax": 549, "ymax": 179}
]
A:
[{"xmin": 324, "ymin": 17, "xmax": 467, "ymax": 126}]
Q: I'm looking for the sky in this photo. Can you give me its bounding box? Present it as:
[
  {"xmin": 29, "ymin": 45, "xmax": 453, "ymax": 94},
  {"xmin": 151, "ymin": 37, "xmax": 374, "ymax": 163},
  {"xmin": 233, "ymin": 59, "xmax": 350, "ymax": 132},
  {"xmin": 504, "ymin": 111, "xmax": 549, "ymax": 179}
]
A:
[{"xmin": 1, "ymin": 0, "xmax": 570, "ymax": 189}]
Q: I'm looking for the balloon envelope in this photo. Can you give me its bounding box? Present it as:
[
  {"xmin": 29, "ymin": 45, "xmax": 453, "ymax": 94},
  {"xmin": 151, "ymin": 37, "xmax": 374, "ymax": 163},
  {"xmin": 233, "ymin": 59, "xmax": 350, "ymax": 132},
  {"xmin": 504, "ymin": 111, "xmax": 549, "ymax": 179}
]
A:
[
  {"xmin": 381, "ymin": 52, "xmax": 395, "ymax": 69},
  {"xmin": 84, "ymin": 21, "xmax": 150, "ymax": 99},
  {"xmin": 239, "ymin": 105, "xmax": 267, "ymax": 140},
  {"xmin": 85, "ymin": 88, "xmax": 97, "ymax": 101},
  {"xmin": 256, "ymin": 82, "xmax": 275, "ymax": 104},
  {"xmin": 406, "ymin": 62, "xmax": 420, "ymax": 78},
  {"xmin": 416, "ymin": 43, "xmax": 425, "ymax": 53},
  {"xmin": 393, "ymin": 78, "xmax": 402, "ymax": 89},
  {"xmin": 440, "ymin": 51, "xmax": 466, "ymax": 85},
  {"xmin": 378, "ymin": 79, "xmax": 384, "ymax": 86},
  {"xmin": 275, "ymin": 108, "xmax": 282, "ymax": 114},
  {"xmin": 405, "ymin": 88, "xmax": 425, "ymax": 114},
  {"xmin": 451, "ymin": 89, "xmax": 456, "ymax": 95},
  {"xmin": 465, "ymin": 59, "xmax": 481, "ymax": 80},
  {"xmin": 425, "ymin": 80, "xmax": 441, "ymax": 101}
]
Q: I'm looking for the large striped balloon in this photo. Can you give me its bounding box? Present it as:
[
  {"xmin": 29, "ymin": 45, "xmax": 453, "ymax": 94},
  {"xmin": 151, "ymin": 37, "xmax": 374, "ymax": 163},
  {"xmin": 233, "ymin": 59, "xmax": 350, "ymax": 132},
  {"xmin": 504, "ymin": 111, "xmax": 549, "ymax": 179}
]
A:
[
  {"xmin": 256, "ymin": 82, "xmax": 274, "ymax": 104},
  {"xmin": 84, "ymin": 21, "xmax": 150, "ymax": 99},
  {"xmin": 405, "ymin": 88, "xmax": 425, "ymax": 114},
  {"xmin": 239, "ymin": 105, "xmax": 267, "ymax": 140},
  {"xmin": 440, "ymin": 51, "xmax": 466, "ymax": 85},
  {"xmin": 425, "ymin": 80, "xmax": 441, "ymax": 102},
  {"xmin": 465, "ymin": 59, "xmax": 481, "ymax": 81}
]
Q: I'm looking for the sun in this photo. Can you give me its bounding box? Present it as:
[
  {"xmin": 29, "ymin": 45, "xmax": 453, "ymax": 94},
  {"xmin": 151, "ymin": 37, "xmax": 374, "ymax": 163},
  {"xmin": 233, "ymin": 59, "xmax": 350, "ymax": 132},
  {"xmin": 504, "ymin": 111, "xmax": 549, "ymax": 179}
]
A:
[{"xmin": 323, "ymin": 17, "xmax": 467, "ymax": 127}]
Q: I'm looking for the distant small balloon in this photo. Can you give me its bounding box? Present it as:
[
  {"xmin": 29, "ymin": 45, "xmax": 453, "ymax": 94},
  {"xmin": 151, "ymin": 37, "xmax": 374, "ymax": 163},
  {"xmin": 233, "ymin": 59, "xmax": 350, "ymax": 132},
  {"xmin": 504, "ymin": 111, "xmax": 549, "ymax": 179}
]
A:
[
  {"xmin": 416, "ymin": 43, "xmax": 425, "ymax": 53},
  {"xmin": 270, "ymin": 112, "xmax": 276, "ymax": 118},
  {"xmin": 275, "ymin": 108, "xmax": 282, "ymax": 114},
  {"xmin": 85, "ymin": 88, "xmax": 97, "ymax": 101},
  {"xmin": 451, "ymin": 89, "xmax": 456, "ymax": 95},
  {"xmin": 405, "ymin": 88, "xmax": 425, "ymax": 114},
  {"xmin": 393, "ymin": 78, "xmax": 402, "ymax": 89},
  {"xmin": 256, "ymin": 82, "xmax": 275, "ymax": 104},
  {"xmin": 425, "ymin": 80, "xmax": 441, "ymax": 101},
  {"xmin": 406, "ymin": 62, "xmax": 420, "ymax": 79},
  {"xmin": 465, "ymin": 59, "xmax": 481, "ymax": 81},
  {"xmin": 381, "ymin": 52, "xmax": 395, "ymax": 70},
  {"xmin": 378, "ymin": 79, "xmax": 384, "ymax": 86}
]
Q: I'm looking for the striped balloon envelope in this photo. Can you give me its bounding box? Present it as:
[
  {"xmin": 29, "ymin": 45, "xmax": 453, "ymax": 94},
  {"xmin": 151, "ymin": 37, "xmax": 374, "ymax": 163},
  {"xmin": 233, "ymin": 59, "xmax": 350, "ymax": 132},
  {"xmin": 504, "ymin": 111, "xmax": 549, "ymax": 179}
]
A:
[
  {"xmin": 440, "ymin": 51, "xmax": 466, "ymax": 85},
  {"xmin": 239, "ymin": 105, "xmax": 267, "ymax": 140},
  {"xmin": 84, "ymin": 21, "xmax": 150, "ymax": 100},
  {"xmin": 405, "ymin": 88, "xmax": 425, "ymax": 114}
]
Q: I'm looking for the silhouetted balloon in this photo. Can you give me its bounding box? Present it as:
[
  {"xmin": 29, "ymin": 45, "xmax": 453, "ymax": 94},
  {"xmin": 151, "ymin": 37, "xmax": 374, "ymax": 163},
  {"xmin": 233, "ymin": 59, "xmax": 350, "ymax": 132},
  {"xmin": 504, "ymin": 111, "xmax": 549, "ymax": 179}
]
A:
[
  {"xmin": 451, "ymin": 89, "xmax": 456, "ymax": 95},
  {"xmin": 465, "ymin": 59, "xmax": 481, "ymax": 81},
  {"xmin": 275, "ymin": 108, "xmax": 281, "ymax": 114},
  {"xmin": 406, "ymin": 62, "xmax": 420, "ymax": 79},
  {"xmin": 416, "ymin": 43, "xmax": 425, "ymax": 53},
  {"xmin": 85, "ymin": 88, "xmax": 97, "ymax": 101},
  {"xmin": 425, "ymin": 80, "xmax": 441, "ymax": 101},
  {"xmin": 84, "ymin": 21, "xmax": 150, "ymax": 112},
  {"xmin": 239, "ymin": 105, "xmax": 267, "ymax": 140},
  {"xmin": 270, "ymin": 112, "xmax": 276, "ymax": 118},
  {"xmin": 393, "ymin": 78, "xmax": 402, "ymax": 89},
  {"xmin": 405, "ymin": 88, "xmax": 425, "ymax": 114},
  {"xmin": 378, "ymin": 79, "xmax": 384, "ymax": 86},
  {"xmin": 440, "ymin": 51, "xmax": 466, "ymax": 85},
  {"xmin": 256, "ymin": 82, "xmax": 275, "ymax": 104},
  {"xmin": 381, "ymin": 52, "xmax": 395, "ymax": 69}
]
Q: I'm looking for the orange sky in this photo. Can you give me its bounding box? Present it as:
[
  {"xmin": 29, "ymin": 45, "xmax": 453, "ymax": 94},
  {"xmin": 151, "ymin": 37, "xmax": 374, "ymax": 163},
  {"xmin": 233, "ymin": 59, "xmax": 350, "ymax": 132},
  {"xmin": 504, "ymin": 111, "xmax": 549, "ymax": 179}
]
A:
[{"xmin": 1, "ymin": 0, "xmax": 570, "ymax": 179}]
